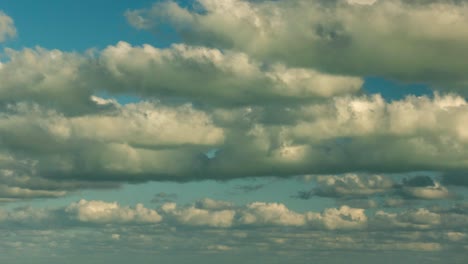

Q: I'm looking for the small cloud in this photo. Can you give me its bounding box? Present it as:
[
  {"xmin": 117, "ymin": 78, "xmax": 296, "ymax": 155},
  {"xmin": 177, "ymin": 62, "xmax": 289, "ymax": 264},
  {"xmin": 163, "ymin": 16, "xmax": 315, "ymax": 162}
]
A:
[
  {"xmin": 207, "ymin": 245, "xmax": 232, "ymax": 251},
  {"xmin": 151, "ymin": 192, "xmax": 178, "ymax": 203},
  {"xmin": 398, "ymin": 176, "xmax": 452, "ymax": 200},
  {"xmin": 402, "ymin": 175, "xmax": 435, "ymax": 187},
  {"xmin": 291, "ymin": 190, "xmax": 314, "ymax": 200},
  {"xmin": 234, "ymin": 184, "xmax": 265, "ymax": 193},
  {"xmin": 347, "ymin": 0, "xmax": 378, "ymax": 5},
  {"xmin": 0, "ymin": 11, "xmax": 16, "ymax": 42}
]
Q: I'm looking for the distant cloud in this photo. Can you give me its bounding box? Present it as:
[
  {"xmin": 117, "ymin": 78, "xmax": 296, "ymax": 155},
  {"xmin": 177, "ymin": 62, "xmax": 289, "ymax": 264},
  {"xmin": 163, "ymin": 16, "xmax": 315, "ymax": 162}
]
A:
[
  {"xmin": 293, "ymin": 174, "xmax": 454, "ymax": 202},
  {"xmin": 0, "ymin": 197, "xmax": 466, "ymax": 260},
  {"xmin": 2, "ymin": 198, "xmax": 465, "ymax": 232},
  {"xmin": 0, "ymin": 11, "xmax": 15, "ymax": 42},
  {"xmin": 233, "ymin": 183, "xmax": 265, "ymax": 193},
  {"xmin": 398, "ymin": 176, "xmax": 452, "ymax": 200},
  {"xmin": 66, "ymin": 199, "xmax": 162, "ymax": 224},
  {"xmin": 151, "ymin": 192, "xmax": 178, "ymax": 203}
]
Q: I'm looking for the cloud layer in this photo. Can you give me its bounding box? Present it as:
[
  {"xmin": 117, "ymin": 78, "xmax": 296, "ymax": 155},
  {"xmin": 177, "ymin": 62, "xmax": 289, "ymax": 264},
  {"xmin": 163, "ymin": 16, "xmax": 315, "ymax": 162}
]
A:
[
  {"xmin": 1, "ymin": 198, "xmax": 466, "ymax": 232},
  {"xmin": 0, "ymin": 198, "xmax": 466, "ymax": 262},
  {"xmin": 126, "ymin": 0, "xmax": 468, "ymax": 88},
  {"xmin": 0, "ymin": 41, "xmax": 468, "ymax": 194}
]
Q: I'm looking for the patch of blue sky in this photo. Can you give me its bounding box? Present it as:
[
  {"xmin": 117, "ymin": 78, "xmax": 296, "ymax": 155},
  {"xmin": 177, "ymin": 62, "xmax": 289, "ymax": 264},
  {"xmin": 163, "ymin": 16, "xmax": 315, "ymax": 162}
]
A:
[
  {"xmin": 0, "ymin": 0, "xmax": 177, "ymax": 51},
  {"xmin": 363, "ymin": 76, "xmax": 433, "ymax": 101}
]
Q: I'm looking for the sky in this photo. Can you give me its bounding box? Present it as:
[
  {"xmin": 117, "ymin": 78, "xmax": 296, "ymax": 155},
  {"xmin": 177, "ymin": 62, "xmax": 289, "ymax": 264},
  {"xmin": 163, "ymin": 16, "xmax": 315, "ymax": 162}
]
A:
[{"xmin": 0, "ymin": 0, "xmax": 467, "ymax": 263}]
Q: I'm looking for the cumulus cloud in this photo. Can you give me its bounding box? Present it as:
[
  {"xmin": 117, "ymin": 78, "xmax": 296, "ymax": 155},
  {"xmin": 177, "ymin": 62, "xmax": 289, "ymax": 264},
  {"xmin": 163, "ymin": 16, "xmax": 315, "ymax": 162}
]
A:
[
  {"xmin": 0, "ymin": 47, "xmax": 98, "ymax": 115},
  {"xmin": 294, "ymin": 174, "xmax": 453, "ymax": 202},
  {"xmin": 239, "ymin": 202, "xmax": 306, "ymax": 226},
  {"xmin": 2, "ymin": 92, "xmax": 468, "ymax": 186},
  {"xmin": 308, "ymin": 174, "xmax": 394, "ymax": 198},
  {"xmin": 307, "ymin": 206, "xmax": 368, "ymax": 230},
  {"xmin": 398, "ymin": 176, "xmax": 452, "ymax": 200},
  {"xmin": 2, "ymin": 198, "xmax": 465, "ymax": 232},
  {"xmin": 97, "ymin": 41, "xmax": 363, "ymax": 105},
  {"xmin": 373, "ymin": 208, "xmax": 441, "ymax": 230},
  {"xmin": 0, "ymin": 3, "xmax": 466, "ymax": 198},
  {"xmin": 0, "ymin": 157, "xmax": 119, "ymax": 200},
  {"xmin": 126, "ymin": 0, "xmax": 468, "ymax": 87},
  {"xmin": 0, "ymin": 42, "xmax": 361, "ymax": 118},
  {"xmin": 0, "ymin": 197, "xmax": 467, "ymax": 261},
  {"xmin": 1, "ymin": 1, "xmax": 467, "ymax": 261},
  {"xmin": 0, "ymin": 11, "xmax": 15, "ymax": 42},
  {"xmin": 161, "ymin": 202, "xmax": 236, "ymax": 227},
  {"xmin": 0, "ymin": 184, "xmax": 66, "ymax": 199},
  {"xmin": 0, "ymin": 100, "xmax": 223, "ymax": 183},
  {"xmin": 161, "ymin": 199, "xmax": 368, "ymax": 230},
  {"xmin": 66, "ymin": 199, "xmax": 162, "ymax": 224}
]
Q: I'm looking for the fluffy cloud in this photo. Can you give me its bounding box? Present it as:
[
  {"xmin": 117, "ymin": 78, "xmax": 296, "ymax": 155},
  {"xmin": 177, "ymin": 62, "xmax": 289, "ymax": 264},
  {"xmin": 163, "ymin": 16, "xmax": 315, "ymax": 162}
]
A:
[
  {"xmin": 0, "ymin": 3, "xmax": 466, "ymax": 197},
  {"xmin": 126, "ymin": 0, "xmax": 468, "ymax": 87},
  {"xmin": 97, "ymin": 41, "xmax": 362, "ymax": 105},
  {"xmin": 294, "ymin": 174, "xmax": 453, "ymax": 202},
  {"xmin": 0, "ymin": 47, "xmax": 97, "ymax": 115},
  {"xmin": 2, "ymin": 198, "xmax": 466, "ymax": 232},
  {"xmin": 399, "ymin": 176, "xmax": 451, "ymax": 200},
  {"xmin": 205, "ymin": 93, "xmax": 468, "ymax": 178},
  {"xmin": 307, "ymin": 206, "xmax": 368, "ymax": 230},
  {"xmin": 161, "ymin": 202, "xmax": 236, "ymax": 227},
  {"xmin": 0, "ymin": 42, "xmax": 361, "ymax": 117},
  {"xmin": 373, "ymin": 208, "xmax": 441, "ymax": 230},
  {"xmin": 66, "ymin": 199, "xmax": 162, "ymax": 224},
  {"xmin": 0, "ymin": 156, "xmax": 119, "ymax": 200},
  {"xmin": 0, "ymin": 100, "xmax": 223, "ymax": 183},
  {"xmin": 2, "ymin": 92, "xmax": 468, "ymax": 186},
  {"xmin": 162, "ymin": 199, "xmax": 368, "ymax": 230},
  {"xmin": 0, "ymin": 11, "xmax": 15, "ymax": 42},
  {"xmin": 239, "ymin": 202, "xmax": 306, "ymax": 226},
  {"xmin": 308, "ymin": 174, "xmax": 394, "ymax": 198},
  {"xmin": 0, "ymin": 198, "xmax": 467, "ymax": 262}
]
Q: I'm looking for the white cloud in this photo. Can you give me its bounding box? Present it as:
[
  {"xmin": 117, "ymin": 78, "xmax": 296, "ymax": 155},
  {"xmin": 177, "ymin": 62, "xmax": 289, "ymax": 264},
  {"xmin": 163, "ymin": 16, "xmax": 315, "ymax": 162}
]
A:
[
  {"xmin": 373, "ymin": 208, "xmax": 441, "ymax": 229},
  {"xmin": 0, "ymin": 5, "xmax": 466, "ymax": 194},
  {"xmin": 0, "ymin": 100, "xmax": 224, "ymax": 182},
  {"xmin": 296, "ymin": 174, "xmax": 453, "ymax": 202},
  {"xmin": 0, "ymin": 184, "xmax": 66, "ymax": 199},
  {"xmin": 239, "ymin": 202, "xmax": 306, "ymax": 226},
  {"xmin": 307, "ymin": 206, "xmax": 368, "ymax": 230},
  {"xmin": 401, "ymin": 182, "xmax": 451, "ymax": 200},
  {"xmin": 0, "ymin": 47, "xmax": 95, "ymax": 115},
  {"xmin": 161, "ymin": 202, "xmax": 236, "ymax": 227},
  {"xmin": 313, "ymin": 174, "xmax": 395, "ymax": 197},
  {"xmin": 0, "ymin": 11, "xmax": 15, "ymax": 42},
  {"xmin": 98, "ymin": 41, "xmax": 362, "ymax": 104},
  {"xmin": 126, "ymin": 0, "xmax": 468, "ymax": 87},
  {"xmin": 2, "ymin": 90, "xmax": 468, "ymax": 186},
  {"xmin": 66, "ymin": 199, "xmax": 162, "ymax": 224}
]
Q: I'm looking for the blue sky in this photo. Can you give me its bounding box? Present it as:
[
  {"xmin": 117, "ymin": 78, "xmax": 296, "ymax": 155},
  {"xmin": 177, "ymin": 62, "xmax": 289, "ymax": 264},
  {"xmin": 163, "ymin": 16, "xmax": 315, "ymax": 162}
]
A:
[{"xmin": 0, "ymin": 0, "xmax": 467, "ymax": 263}]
